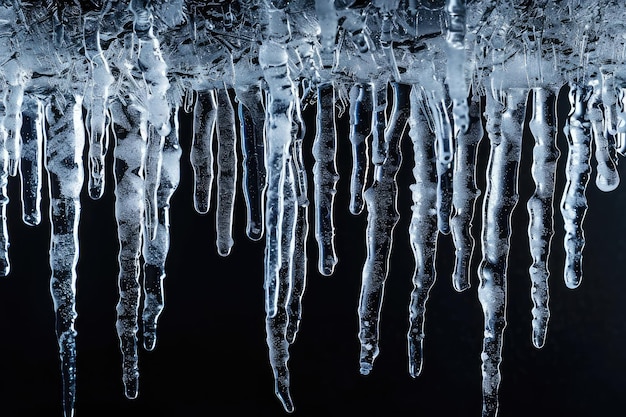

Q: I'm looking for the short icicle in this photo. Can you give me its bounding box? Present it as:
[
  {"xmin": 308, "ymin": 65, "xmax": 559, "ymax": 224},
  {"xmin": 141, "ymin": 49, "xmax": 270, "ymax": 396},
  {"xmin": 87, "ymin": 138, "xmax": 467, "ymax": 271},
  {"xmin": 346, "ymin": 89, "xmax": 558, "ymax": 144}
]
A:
[
  {"xmin": 450, "ymin": 96, "xmax": 483, "ymax": 291},
  {"xmin": 478, "ymin": 87, "xmax": 527, "ymax": 417},
  {"xmin": 142, "ymin": 108, "xmax": 182, "ymax": 351},
  {"xmin": 527, "ymin": 87, "xmax": 559, "ymax": 348},
  {"xmin": 358, "ymin": 82, "xmax": 410, "ymax": 375},
  {"xmin": 560, "ymin": 85, "xmax": 592, "ymax": 289},
  {"xmin": 45, "ymin": 93, "xmax": 85, "ymax": 417},
  {"xmin": 190, "ymin": 89, "xmax": 217, "ymax": 214},
  {"xmin": 588, "ymin": 79, "xmax": 619, "ymax": 192},
  {"xmin": 407, "ymin": 86, "xmax": 439, "ymax": 378},
  {"xmin": 19, "ymin": 94, "xmax": 44, "ymax": 226},
  {"xmin": 348, "ymin": 82, "xmax": 373, "ymax": 215}
]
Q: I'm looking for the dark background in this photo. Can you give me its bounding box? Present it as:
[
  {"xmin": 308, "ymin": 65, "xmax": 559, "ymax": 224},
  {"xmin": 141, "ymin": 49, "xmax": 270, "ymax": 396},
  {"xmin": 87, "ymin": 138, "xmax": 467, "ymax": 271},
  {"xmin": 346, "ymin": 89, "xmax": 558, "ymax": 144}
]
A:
[{"xmin": 1, "ymin": 88, "xmax": 626, "ymax": 417}]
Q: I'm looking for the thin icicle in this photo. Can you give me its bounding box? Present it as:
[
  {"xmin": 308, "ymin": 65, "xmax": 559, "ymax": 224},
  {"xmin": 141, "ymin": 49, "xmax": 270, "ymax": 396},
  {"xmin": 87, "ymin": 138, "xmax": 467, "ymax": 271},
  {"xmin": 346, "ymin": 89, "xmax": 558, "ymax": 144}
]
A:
[
  {"xmin": 190, "ymin": 89, "xmax": 217, "ymax": 214},
  {"xmin": 286, "ymin": 135, "xmax": 309, "ymax": 344},
  {"xmin": 527, "ymin": 87, "xmax": 559, "ymax": 348},
  {"xmin": 84, "ymin": 12, "xmax": 114, "ymax": 199},
  {"xmin": 478, "ymin": 88, "xmax": 527, "ymax": 417},
  {"xmin": 2, "ymin": 59, "xmax": 26, "ymax": 177},
  {"xmin": 111, "ymin": 99, "xmax": 147, "ymax": 400},
  {"xmin": 445, "ymin": 0, "xmax": 470, "ymax": 134},
  {"xmin": 560, "ymin": 85, "xmax": 592, "ymax": 289},
  {"xmin": 144, "ymin": 125, "xmax": 164, "ymax": 241},
  {"xmin": 19, "ymin": 94, "xmax": 44, "ymax": 226},
  {"xmin": 348, "ymin": 83, "xmax": 372, "ymax": 215},
  {"xmin": 527, "ymin": 87, "xmax": 559, "ymax": 349},
  {"xmin": 237, "ymin": 84, "xmax": 267, "ymax": 241},
  {"xmin": 450, "ymin": 96, "xmax": 483, "ymax": 291},
  {"xmin": 142, "ymin": 108, "xmax": 182, "ymax": 351},
  {"xmin": 313, "ymin": 83, "xmax": 339, "ymax": 276},
  {"xmin": 358, "ymin": 82, "xmax": 410, "ymax": 375},
  {"xmin": 45, "ymin": 93, "xmax": 85, "ymax": 417},
  {"xmin": 215, "ymin": 88, "xmax": 237, "ymax": 256},
  {"xmin": 588, "ymin": 79, "xmax": 619, "ymax": 192},
  {"xmin": 372, "ymin": 80, "xmax": 388, "ymax": 165},
  {"xmin": 0, "ymin": 91, "xmax": 10, "ymax": 275},
  {"xmin": 407, "ymin": 86, "xmax": 439, "ymax": 378}
]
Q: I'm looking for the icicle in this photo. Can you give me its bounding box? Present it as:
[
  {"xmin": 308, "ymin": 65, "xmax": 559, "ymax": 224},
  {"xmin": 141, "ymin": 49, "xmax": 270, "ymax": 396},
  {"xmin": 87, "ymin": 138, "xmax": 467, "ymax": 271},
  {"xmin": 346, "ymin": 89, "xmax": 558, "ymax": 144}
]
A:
[
  {"xmin": 2, "ymin": 59, "xmax": 26, "ymax": 177},
  {"xmin": 407, "ymin": 86, "xmax": 439, "ymax": 378},
  {"xmin": 237, "ymin": 84, "xmax": 267, "ymax": 241},
  {"xmin": 527, "ymin": 87, "xmax": 559, "ymax": 349},
  {"xmin": 618, "ymin": 88, "xmax": 626, "ymax": 156},
  {"xmin": 358, "ymin": 82, "xmax": 410, "ymax": 375},
  {"xmin": 19, "ymin": 94, "xmax": 44, "ymax": 226},
  {"xmin": 111, "ymin": 99, "xmax": 147, "ymax": 400},
  {"xmin": 190, "ymin": 89, "xmax": 217, "ymax": 214},
  {"xmin": 588, "ymin": 79, "xmax": 619, "ymax": 192},
  {"xmin": 348, "ymin": 83, "xmax": 373, "ymax": 215},
  {"xmin": 313, "ymin": 83, "xmax": 339, "ymax": 276},
  {"xmin": 315, "ymin": 0, "xmax": 338, "ymax": 69},
  {"xmin": 215, "ymin": 88, "xmax": 237, "ymax": 256},
  {"xmin": 450, "ymin": 96, "xmax": 482, "ymax": 291},
  {"xmin": 560, "ymin": 85, "xmax": 592, "ymax": 290},
  {"xmin": 424, "ymin": 91, "xmax": 454, "ymax": 235},
  {"xmin": 0, "ymin": 90, "xmax": 10, "ymax": 276},
  {"xmin": 445, "ymin": 0, "xmax": 470, "ymax": 134},
  {"xmin": 142, "ymin": 108, "xmax": 182, "ymax": 351},
  {"xmin": 478, "ymin": 87, "xmax": 527, "ymax": 417},
  {"xmin": 143, "ymin": 125, "xmax": 164, "ymax": 241},
  {"xmin": 45, "ymin": 93, "xmax": 85, "ymax": 417},
  {"xmin": 83, "ymin": 12, "xmax": 114, "ymax": 199},
  {"xmin": 372, "ymin": 81, "xmax": 388, "ymax": 166},
  {"xmin": 266, "ymin": 157, "xmax": 297, "ymax": 414}
]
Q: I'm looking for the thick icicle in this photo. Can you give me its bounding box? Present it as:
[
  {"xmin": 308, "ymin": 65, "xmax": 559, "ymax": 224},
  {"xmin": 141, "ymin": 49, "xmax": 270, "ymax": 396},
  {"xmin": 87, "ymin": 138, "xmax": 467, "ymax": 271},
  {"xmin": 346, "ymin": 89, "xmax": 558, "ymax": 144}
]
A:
[
  {"xmin": 112, "ymin": 99, "xmax": 147, "ymax": 400},
  {"xmin": 348, "ymin": 83, "xmax": 372, "ymax": 215},
  {"xmin": 266, "ymin": 158, "xmax": 297, "ymax": 414},
  {"xmin": 215, "ymin": 88, "xmax": 237, "ymax": 256},
  {"xmin": 478, "ymin": 88, "xmax": 526, "ymax": 417},
  {"xmin": 527, "ymin": 87, "xmax": 559, "ymax": 349},
  {"xmin": 142, "ymin": 108, "xmax": 182, "ymax": 351},
  {"xmin": 237, "ymin": 84, "xmax": 267, "ymax": 241},
  {"xmin": 190, "ymin": 89, "xmax": 217, "ymax": 214},
  {"xmin": 445, "ymin": 0, "xmax": 470, "ymax": 133},
  {"xmin": 450, "ymin": 97, "xmax": 483, "ymax": 291},
  {"xmin": 313, "ymin": 83, "xmax": 339, "ymax": 276},
  {"xmin": 19, "ymin": 94, "xmax": 44, "ymax": 226},
  {"xmin": 2, "ymin": 59, "xmax": 26, "ymax": 177},
  {"xmin": 358, "ymin": 82, "xmax": 410, "ymax": 375},
  {"xmin": 407, "ymin": 86, "xmax": 439, "ymax": 378},
  {"xmin": 588, "ymin": 79, "xmax": 619, "ymax": 192},
  {"xmin": 83, "ymin": 12, "xmax": 114, "ymax": 199},
  {"xmin": 45, "ymin": 93, "xmax": 85, "ymax": 417},
  {"xmin": 560, "ymin": 85, "xmax": 592, "ymax": 289}
]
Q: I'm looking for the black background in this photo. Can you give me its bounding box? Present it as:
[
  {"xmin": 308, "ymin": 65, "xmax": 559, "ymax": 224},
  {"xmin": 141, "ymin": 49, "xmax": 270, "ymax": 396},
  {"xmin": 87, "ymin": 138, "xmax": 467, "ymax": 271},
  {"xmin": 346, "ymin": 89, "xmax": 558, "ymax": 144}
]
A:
[{"xmin": 1, "ymin": 87, "xmax": 626, "ymax": 417}]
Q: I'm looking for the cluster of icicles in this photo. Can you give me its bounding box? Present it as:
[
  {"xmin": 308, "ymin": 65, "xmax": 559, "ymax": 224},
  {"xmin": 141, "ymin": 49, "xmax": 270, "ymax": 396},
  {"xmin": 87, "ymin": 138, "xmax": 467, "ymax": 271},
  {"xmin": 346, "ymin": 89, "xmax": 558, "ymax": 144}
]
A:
[{"xmin": 1, "ymin": 0, "xmax": 626, "ymax": 416}]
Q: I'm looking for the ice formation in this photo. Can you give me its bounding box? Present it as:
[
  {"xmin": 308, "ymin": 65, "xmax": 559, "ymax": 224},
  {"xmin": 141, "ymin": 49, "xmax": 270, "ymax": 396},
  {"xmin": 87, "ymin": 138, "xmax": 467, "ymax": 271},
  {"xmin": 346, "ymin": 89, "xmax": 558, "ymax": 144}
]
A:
[{"xmin": 0, "ymin": 0, "xmax": 625, "ymax": 416}]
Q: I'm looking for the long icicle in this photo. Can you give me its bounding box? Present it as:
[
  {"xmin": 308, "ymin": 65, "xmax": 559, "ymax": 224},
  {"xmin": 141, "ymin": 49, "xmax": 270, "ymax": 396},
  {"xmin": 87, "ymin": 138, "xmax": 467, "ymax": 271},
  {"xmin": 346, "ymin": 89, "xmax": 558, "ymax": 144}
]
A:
[
  {"xmin": 190, "ymin": 89, "xmax": 217, "ymax": 214},
  {"xmin": 313, "ymin": 82, "xmax": 339, "ymax": 276},
  {"xmin": 112, "ymin": 99, "xmax": 147, "ymax": 400},
  {"xmin": 527, "ymin": 87, "xmax": 559, "ymax": 349},
  {"xmin": 142, "ymin": 107, "xmax": 182, "ymax": 351},
  {"xmin": 348, "ymin": 82, "xmax": 372, "ymax": 215},
  {"xmin": 407, "ymin": 86, "xmax": 439, "ymax": 378},
  {"xmin": 560, "ymin": 84, "xmax": 592, "ymax": 289},
  {"xmin": 450, "ymin": 96, "xmax": 483, "ymax": 291},
  {"xmin": 0, "ymin": 88, "xmax": 10, "ymax": 275},
  {"xmin": 215, "ymin": 87, "xmax": 237, "ymax": 256},
  {"xmin": 45, "ymin": 93, "xmax": 85, "ymax": 417},
  {"xmin": 478, "ymin": 87, "xmax": 527, "ymax": 417},
  {"xmin": 358, "ymin": 82, "xmax": 410, "ymax": 375}
]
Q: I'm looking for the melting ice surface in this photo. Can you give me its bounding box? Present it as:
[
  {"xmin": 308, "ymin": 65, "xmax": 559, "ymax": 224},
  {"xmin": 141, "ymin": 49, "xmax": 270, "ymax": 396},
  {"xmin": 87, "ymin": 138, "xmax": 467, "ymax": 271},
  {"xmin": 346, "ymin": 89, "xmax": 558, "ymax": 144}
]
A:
[{"xmin": 0, "ymin": 0, "xmax": 626, "ymax": 416}]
